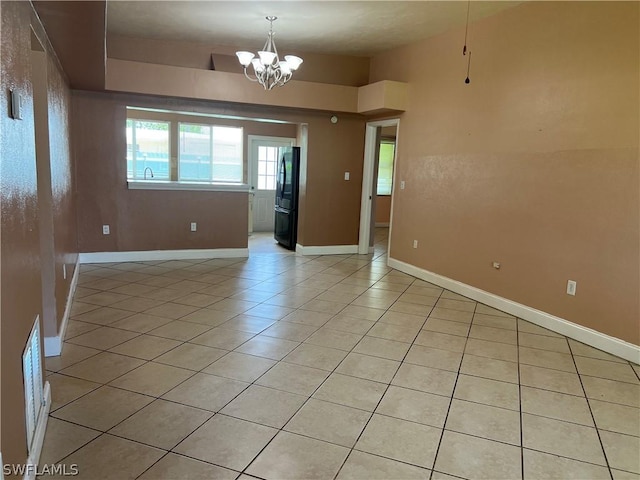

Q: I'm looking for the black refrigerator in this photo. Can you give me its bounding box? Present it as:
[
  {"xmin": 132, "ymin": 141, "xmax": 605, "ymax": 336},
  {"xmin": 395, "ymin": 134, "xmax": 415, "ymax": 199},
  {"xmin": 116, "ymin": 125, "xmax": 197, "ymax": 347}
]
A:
[{"xmin": 274, "ymin": 146, "xmax": 300, "ymax": 250}]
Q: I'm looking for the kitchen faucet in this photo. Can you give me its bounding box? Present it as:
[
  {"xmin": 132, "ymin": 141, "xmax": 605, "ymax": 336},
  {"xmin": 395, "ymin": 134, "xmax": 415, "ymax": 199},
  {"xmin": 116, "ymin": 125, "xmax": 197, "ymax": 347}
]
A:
[{"xmin": 143, "ymin": 167, "xmax": 154, "ymax": 180}]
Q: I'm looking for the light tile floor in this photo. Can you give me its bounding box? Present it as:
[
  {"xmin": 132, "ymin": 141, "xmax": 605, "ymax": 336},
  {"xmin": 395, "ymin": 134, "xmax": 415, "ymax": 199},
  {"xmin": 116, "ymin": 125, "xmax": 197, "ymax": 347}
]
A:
[{"xmin": 42, "ymin": 229, "xmax": 640, "ymax": 479}]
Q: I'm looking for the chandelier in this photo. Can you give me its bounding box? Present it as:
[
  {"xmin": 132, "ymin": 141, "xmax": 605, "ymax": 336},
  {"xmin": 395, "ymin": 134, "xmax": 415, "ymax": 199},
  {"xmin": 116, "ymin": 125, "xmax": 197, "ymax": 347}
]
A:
[{"xmin": 235, "ymin": 16, "xmax": 303, "ymax": 90}]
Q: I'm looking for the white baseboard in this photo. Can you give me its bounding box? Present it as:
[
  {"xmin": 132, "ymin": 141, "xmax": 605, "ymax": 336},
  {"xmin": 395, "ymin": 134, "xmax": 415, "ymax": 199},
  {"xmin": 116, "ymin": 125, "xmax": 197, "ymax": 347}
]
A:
[
  {"xmin": 44, "ymin": 259, "xmax": 80, "ymax": 357},
  {"xmin": 388, "ymin": 257, "xmax": 640, "ymax": 363},
  {"xmin": 375, "ymin": 222, "xmax": 390, "ymax": 227},
  {"xmin": 295, "ymin": 244, "xmax": 359, "ymax": 256},
  {"xmin": 78, "ymin": 248, "xmax": 249, "ymax": 264},
  {"xmin": 23, "ymin": 381, "xmax": 51, "ymax": 480}
]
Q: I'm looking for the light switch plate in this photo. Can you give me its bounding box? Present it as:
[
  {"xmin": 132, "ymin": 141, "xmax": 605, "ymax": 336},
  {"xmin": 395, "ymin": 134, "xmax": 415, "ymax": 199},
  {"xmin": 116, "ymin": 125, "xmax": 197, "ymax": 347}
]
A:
[
  {"xmin": 344, "ymin": 172, "xmax": 350, "ymax": 181},
  {"xmin": 10, "ymin": 90, "xmax": 23, "ymax": 120}
]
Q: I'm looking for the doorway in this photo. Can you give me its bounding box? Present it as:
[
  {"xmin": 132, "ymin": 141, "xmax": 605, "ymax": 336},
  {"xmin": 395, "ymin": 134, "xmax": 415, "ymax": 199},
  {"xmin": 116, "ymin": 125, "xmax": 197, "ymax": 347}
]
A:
[
  {"xmin": 248, "ymin": 136, "xmax": 295, "ymax": 234},
  {"xmin": 358, "ymin": 119, "xmax": 400, "ymax": 255}
]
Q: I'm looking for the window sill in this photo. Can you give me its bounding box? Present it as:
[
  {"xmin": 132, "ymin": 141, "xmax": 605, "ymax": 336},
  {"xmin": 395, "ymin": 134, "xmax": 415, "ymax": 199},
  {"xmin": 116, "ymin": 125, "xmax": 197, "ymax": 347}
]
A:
[{"xmin": 127, "ymin": 180, "xmax": 250, "ymax": 193}]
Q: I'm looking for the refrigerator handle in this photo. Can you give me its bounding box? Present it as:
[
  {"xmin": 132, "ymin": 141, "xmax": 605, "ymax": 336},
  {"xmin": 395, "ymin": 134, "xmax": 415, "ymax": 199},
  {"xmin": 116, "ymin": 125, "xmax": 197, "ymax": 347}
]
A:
[{"xmin": 281, "ymin": 156, "xmax": 286, "ymax": 190}]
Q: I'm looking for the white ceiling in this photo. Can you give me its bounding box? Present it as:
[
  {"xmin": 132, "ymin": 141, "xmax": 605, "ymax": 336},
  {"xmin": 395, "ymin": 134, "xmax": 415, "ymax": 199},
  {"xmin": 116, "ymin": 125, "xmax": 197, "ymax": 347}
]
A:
[{"xmin": 107, "ymin": 1, "xmax": 521, "ymax": 57}]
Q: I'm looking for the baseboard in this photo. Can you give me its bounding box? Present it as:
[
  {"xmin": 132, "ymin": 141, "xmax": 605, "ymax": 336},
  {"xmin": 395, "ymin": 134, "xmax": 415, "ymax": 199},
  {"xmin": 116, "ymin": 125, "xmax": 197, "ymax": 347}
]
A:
[
  {"xmin": 388, "ymin": 257, "xmax": 640, "ymax": 363},
  {"xmin": 78, "ymin": 248, "xmax": 249, "ymax": 264},
  {"xmin": 23, "ymin": 381, "xmax": 51, "ymax": 480},
  {"xmin": 44, "ymin": 259, "xmax": 80, "ymax": 357},
  {"xmin": 375, "ymin": 222, "xmax": 390, "ymax": 227},
  {"xmin": 295, "ymin": 244, "xmax": 359, "ymax": 255}
]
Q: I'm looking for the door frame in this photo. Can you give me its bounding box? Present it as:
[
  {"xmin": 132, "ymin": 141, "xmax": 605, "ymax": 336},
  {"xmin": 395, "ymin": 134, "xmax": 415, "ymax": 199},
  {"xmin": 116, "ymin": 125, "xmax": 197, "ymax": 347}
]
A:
[
  {"xmin": 358, "ymin": 118, "xmax": 400, "ymax": 255},
  {"xmin": 247, "ymin": 135, "xmax": 296, "ymax": 233}
]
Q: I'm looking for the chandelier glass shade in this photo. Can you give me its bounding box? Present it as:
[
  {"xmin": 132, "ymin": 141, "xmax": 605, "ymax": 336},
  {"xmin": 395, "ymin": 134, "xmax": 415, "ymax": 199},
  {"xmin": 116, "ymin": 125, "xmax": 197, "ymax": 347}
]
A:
[{"xmin": 235, "ymin": 16, "xmax": 303, "ymax": 90}]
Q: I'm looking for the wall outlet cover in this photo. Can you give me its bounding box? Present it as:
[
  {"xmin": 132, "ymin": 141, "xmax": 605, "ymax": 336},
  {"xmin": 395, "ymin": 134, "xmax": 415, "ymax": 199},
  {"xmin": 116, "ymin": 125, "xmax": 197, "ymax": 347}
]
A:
[{"xmin": 102, "ymin": 225, "xmax": 110, "ymax": 235}]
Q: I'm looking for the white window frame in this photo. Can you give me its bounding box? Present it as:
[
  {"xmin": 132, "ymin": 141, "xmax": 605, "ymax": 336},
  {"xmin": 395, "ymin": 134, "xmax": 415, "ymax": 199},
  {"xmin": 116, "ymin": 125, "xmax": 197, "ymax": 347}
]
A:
[
  {"xmin": 177, "ymin": 122, "xmax": 244, "ymax": 184},
  {"xmin": 126, "ymin": 119, "xmax": 172, "ymax": 181},
  {"xmin": 376, "ymin": 139, "xmax": 395, "ymax": 196},
  {"xmin": 125, "ymin": 107, "xmax": 251, "ymax": 192}
]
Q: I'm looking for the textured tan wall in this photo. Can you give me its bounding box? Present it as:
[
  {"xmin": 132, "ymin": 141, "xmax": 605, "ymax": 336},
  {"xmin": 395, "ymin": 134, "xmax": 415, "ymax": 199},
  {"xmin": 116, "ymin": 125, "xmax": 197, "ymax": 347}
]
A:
[
  {"xmin": 32, "ymin": 1, "xmax": 106, "ymax": 90},
  {"xmin": 73, "ymin": 92, "xmax": 365, "ymax": 252},
  {"xmin": 376, "ymin": 196, "xmax": 391, "ymax": 224},
  {"xmin": 370, "ymin": 2, "xmax": 639, "ymax": 344},
  {"xmin": 1, "ymin": 2, "xmax": 43, "ymax": 466},
  {"xmin": 1, "ymin": 2, "xmax": 77, "ymax": 465},
  {"xmin": 46, "ymin": 48, "xmax": 78, "ymax": 330}
]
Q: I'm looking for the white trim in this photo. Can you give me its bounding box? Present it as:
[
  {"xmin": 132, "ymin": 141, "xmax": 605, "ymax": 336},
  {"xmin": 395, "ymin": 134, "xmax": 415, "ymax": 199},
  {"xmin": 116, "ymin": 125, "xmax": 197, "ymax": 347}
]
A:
[
  {"xmin": 388, "ymin": 257, "xmax": 640, "ymax": 363},
  {"xmin": 127, "ymin": 180, "xmax": 250, "ymax": 193},
  {"xmin": 23, "ymin": 381, "xmax": 51, "ymax": 480},
  {"xmin": 44, "ymin": 258, "xmax": 80, "ymax": 357},
  {"xmin": 295, "ymin": 244, "xmax": 358, "ymax": 256},
  {"xmin": 375, "ymin": 222, "xmax": 390, "ymax": 227},
  {"xmin": 359, "ymin": 118, "xmax": 399, "ymax": 255},
  {"xmin": 79, "ymin": 248, "xmax": 249, "ymax": 264}
]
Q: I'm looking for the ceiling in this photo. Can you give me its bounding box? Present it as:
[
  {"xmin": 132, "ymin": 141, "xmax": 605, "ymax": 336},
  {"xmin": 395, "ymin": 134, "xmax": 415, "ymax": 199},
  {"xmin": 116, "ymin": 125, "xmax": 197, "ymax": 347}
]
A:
[{"xmin": 107, "ymin": 1, "xmax": 521, "ymax": 57}]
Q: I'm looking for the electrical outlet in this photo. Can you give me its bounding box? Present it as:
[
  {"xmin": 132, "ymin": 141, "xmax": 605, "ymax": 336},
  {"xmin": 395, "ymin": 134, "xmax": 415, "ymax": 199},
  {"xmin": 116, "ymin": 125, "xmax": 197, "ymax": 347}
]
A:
[
  {"xmin": 63, "ymin": 264, "xmax": 67, "ymax": 280},
  {"xmin": 492, "ymin": 262, "xmax": 501, "ymax": 270},
  {"xmin": 102, "ymin": 225, "xmax": 110, "ymax": 235},
  {"xmin": 344, "ymin": 172, "xmax": 350, "ymax": 181},
  {"xmin": 413, "ymin": 240, "xmax": 418, "ymax": 249},
  {"xmin": 190, "ymin": 222, "xmax": 197, "ymax": 232},
  {"xmin": 400, "ymin": 181, "xmax": 406, "ymax": 190},
  {"xmin": 567, "ymin": 280, "xmax": 577, "ymax": 296}
]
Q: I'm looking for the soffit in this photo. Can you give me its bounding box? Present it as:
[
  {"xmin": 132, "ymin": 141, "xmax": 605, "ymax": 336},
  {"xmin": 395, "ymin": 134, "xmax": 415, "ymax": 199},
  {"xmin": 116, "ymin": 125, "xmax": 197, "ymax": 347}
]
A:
[{"xmin": 32, "ymin": 1, "xmax": 106, "ymax": 90}]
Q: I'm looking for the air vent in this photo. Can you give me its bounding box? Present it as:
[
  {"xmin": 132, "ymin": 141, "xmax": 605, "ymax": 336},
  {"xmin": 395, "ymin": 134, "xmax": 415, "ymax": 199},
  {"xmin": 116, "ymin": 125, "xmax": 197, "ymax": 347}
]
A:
[{"xmin": 23, "ymin": 316, "xmax": 44, "ymax": 452}]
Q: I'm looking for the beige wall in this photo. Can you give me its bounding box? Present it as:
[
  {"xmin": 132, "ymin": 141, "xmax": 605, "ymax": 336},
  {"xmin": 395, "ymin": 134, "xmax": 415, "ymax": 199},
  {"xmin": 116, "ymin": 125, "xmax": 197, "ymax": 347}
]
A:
[
  {"xmin": 73, "ymin": 92, "xmax": 365, "ymax": 252},
  {"xmin": 1, "ymin": 1, "xmax": 77, "ymax": 467},
  {"xmin": 370, "ymin": 1, "xmax": 639, "ymax": 344},
  {"xmin": 376, "ymin": 196, "xmax": 391, "ymax": 224},
  {"xmin": 108, "ymin": 34, "xmax": 371, "ymax": 87}
]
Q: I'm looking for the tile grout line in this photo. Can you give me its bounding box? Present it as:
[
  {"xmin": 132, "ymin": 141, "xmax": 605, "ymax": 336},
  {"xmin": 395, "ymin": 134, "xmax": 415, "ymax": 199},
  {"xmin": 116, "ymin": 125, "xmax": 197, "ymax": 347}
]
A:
[
  {"xmin": 427, "ymin": 299, "xmax": 478, "ymax": 480},
  {"xmin": 142, "ymin": 252, "xmax": 396, "ymax": 477},
  {"xmin": 332, "ymin": 277, "xmax": 441, "ymax": 480},
  {"xmin": 233, "ymin": 266, "xmax": 422, "ymax": 477},
  {"xmin": 54, "ymin": 239, "xmax": 636, "ymax": 479},
  {"xmin": 567, "ymin": 340, "xmax": 615, "ymax": 480},
  {"xmin": 516, "ymin": 316, "xmax": 525, "ymax": 480},
  {"xmin": 60, "ymin": 258, "xmax": 463, "ymax": 476}
]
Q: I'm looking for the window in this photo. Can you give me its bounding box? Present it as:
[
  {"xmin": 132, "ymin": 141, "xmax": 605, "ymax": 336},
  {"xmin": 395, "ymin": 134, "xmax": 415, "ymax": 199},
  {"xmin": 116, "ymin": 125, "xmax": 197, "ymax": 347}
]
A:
[
  {"xmin": 377, "ymin": 140, "xmax": 395, "ymax": 195},
  {"xmin": 126, "ymin": 108, "xmax": 247, "ymax": 189},
  {"xmin": 257, "ymin": 145, "xmax": 279, "ymax": 190},
  {"xmin": 179, "ymin": 124, "xmax": 243, "ymax": 183},
  {"xmin": 126, "ymin": 120, "xmax": 171, "ymax": 180}
]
